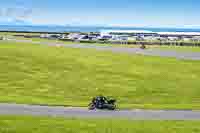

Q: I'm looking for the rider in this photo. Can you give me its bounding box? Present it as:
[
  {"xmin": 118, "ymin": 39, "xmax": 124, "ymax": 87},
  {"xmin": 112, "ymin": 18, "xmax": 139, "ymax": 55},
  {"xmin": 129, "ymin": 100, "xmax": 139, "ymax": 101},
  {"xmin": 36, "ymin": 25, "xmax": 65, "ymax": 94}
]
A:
[
  {"xmin": 93, "ymin": 95, "xmax": 107, "ymax": 108},
  {"xmin": 140, "ymin": 43, "xmax": 146, "ymax": 49}
]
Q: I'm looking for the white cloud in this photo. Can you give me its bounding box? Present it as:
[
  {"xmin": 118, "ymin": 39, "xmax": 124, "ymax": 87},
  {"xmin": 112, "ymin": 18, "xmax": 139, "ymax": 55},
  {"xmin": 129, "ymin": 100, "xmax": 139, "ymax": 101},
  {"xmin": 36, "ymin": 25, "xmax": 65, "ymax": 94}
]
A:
[{"xmin": 0, "ymin": 7, "xmax": 33, "ymax": 21}]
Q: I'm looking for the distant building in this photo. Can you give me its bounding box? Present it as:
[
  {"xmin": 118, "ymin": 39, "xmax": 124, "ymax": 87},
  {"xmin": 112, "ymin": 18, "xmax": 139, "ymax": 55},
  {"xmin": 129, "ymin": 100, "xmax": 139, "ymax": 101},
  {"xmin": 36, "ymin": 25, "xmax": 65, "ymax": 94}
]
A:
[
  {"xmin": 157, "ymin": 32, "xmax": 200, "ymax": 37},
  {"xmin": 40, "ymin": 34, "xmax": 61, "ymax": 39},
  {"xmin": 88, "ymin": 33, "xmax": 100, "ymax": 40},
  {"xmin": 67, "ymin": 33, "xmax": 82, "ymax": 40},
  {"xmin": 98, "ymin": 35, "xmax": 112, "ymax": 40},
  {"xmin": 192, "ymin": 36, "xmax": 200, "ymax": 42},
  {"xmin": 100, "ymin": 30, "xmax": 157, "ymax": 37},
  {"xmin": 143, "ymin": 36, "xmax": 158, "ymax": 41},
  {"xmin": 128, "ymin": 36, "xmax": 138, "ymax": 41},
  {"xmin": 77, "ymin": 35, "xmax": 89, "ymax": 41},
  {"xmin": 100, "ymin": 30, "xmax": 200, "ymax": 38},
  {"xmin": 111, "ymin": 35, "xmax": 128, "ymax": 41},
  {"xmin": 182, "ymin": 37, "xmax": 192, "ymax": 42},
  {"xmin": 167, "ymin": 37, "xmax": 179, "ymax": 41},
  {"xmin": 40, "ymin": 34, "xmax": 52, "ymax": 38},
  {"xmin": 60, "ymin": 34, "xmax": 67, "ymax": 39}
]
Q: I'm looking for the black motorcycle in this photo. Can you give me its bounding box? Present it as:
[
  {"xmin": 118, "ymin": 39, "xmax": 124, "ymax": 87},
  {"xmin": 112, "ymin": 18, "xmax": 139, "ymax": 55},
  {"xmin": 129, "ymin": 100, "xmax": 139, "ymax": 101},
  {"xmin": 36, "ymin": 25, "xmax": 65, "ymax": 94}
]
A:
[
  {"xmin": 140, "ymin": 44, "xmax": 146, "ymax": 49},
  {"xmin": 88, "ymin": 96, "xmax": 117, "ymax": 110}
]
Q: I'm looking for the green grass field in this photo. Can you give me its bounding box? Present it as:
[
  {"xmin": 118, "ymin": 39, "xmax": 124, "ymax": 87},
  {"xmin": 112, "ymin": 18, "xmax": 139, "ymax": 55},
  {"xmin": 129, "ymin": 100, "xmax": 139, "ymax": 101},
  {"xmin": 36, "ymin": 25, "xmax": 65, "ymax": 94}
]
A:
[
  {"xmin": 0, "ymin": 41, "xmax": 200, "ymax": 109},
  {"xmin": 13, "ymin": 36, "xmax": 75, "ymax": 44},
  {"xmin": 151, "ymin": 45, "xmax": 200, "ymax": 52},
  {"xmin": 0, "ymin": 116, "xmax": 200, "ymax": 133}
]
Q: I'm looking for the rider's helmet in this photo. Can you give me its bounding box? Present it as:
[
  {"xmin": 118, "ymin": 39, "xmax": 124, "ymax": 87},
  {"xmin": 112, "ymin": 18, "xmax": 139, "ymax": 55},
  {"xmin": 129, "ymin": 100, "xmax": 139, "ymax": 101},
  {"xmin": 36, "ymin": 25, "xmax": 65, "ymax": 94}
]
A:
[{"xmin": 95, "ymin": 95, "xmax": 106, "ymax": 104}]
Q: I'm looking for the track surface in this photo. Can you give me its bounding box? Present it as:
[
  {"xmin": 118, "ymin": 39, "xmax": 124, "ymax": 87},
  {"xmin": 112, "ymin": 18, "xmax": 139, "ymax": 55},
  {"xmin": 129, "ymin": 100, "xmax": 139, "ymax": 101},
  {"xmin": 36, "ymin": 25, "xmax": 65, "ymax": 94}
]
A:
[
  {"xmin": 1, "ymin": 103, "xmax": 200, "ymax": 120},
  {"xmin": 66, "ymin": 44, "xmax": 200, "ymax": 60},
  {"xmin": 6, "ymin": 39, "xmax": 200, "ymax": 60}
]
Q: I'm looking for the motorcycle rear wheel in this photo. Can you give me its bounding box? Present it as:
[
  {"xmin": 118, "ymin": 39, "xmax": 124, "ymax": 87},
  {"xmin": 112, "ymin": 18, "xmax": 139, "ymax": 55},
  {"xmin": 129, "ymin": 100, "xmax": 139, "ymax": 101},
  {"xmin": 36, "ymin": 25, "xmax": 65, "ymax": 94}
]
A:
[{"xmin": 88, "ymin": 103, "xmax": 96, "ymax": 110}]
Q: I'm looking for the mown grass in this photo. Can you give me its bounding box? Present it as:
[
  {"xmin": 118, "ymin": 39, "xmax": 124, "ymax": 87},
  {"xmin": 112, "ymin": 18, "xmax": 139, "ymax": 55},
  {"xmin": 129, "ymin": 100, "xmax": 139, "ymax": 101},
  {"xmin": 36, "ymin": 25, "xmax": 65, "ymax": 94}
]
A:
[
  {"xmin": 13, "ymin": 36, "xmax": 75, "ymax": 44},
  {"xmin": 0, "ymin": 116, "xmax": 200, "ymax": 133},
  {"xmin": 0, "ymin": 41, "xmax": 200, "ymax": 109},
  {"xmin": 151, "ymin": 45, "xmax": 200, "ymax": 52}
]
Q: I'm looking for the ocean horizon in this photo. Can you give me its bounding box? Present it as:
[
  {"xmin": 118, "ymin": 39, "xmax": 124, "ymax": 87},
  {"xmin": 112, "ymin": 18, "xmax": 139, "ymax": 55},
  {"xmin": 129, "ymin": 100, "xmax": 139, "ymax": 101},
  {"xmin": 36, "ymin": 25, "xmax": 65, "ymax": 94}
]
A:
[{"xmin": 1, "ymin": 25, "xmax": 200, "ymax": 33}]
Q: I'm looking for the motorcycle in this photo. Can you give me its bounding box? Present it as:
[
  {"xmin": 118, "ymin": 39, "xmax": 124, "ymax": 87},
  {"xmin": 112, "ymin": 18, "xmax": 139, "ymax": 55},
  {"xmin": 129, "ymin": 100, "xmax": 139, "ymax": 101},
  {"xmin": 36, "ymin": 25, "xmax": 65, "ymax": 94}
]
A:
[
  {"xmin": 88, "ymin": 96, "xmax": 117, "ymax": 110},
  {"xmin": 140, "ymin": 44, "xmax": 146, "ymax": 49}
]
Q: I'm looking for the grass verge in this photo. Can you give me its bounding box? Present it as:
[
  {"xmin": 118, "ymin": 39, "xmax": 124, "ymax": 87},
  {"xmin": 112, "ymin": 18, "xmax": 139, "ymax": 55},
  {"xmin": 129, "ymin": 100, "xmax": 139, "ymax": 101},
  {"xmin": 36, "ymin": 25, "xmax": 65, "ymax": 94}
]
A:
[
  {"xmin": 0, "ymin": 41, "xmax": 200, "ymax": 109},
  {"xmin": 0, "ymin": 116, "xmax": 200, "ymax": 133}
]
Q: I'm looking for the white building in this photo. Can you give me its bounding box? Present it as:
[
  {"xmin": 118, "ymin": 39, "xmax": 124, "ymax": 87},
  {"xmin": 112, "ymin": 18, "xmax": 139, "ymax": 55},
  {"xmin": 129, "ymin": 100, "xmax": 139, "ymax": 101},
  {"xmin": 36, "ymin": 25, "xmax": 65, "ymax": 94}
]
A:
[
  {"xmin": 128, "ymin": 36, "xmax": 138, "ymax": 41},
  {"xmin": 100, "ymin": 30, "xmax": 157, "ymax": 37},
  {"xmin": 192, "ymin": 36, "xmax": 200, "ymax": 42},
  {"xmin": 40, "ymin": 34, "xmax": 50, "ymax": 38},
  {"xmin": 40, "ymin": 34, "xmax": 61, "ymax": 39},
  {"xmin": 77, "ymin": 35, "xmax": 89, "ymax": 41},
  {"xmin": 167, "ymin": 37, "xmax": 179, "ymax": 41},
  {"xmin": 111, "ymin": 35, "xmax": 128, "ymax": 41},
  {"xmin": 97, "ymin": 35, "xmax": 112, "ymax": 40},
  {"xmin": 143, "ymin": 36, "xmax": 160, "ymax": 41},
  {"xmin": 67, "ymin": 33, "xmax": 82, "ymax": 40},
  {"xmin": 100, "ymin": 30, "xmax": 200, "ymax": 38},
  {"xmin": 60, "ymin": 34, "xmax": 68, "ymax": 39},
  {"xmin": 182, "ymin": 38, "xmax": 192, "ymax": 42},
  {"xmin": 157, "ymin": 32, "xmax": 200, "ymax": 37}
]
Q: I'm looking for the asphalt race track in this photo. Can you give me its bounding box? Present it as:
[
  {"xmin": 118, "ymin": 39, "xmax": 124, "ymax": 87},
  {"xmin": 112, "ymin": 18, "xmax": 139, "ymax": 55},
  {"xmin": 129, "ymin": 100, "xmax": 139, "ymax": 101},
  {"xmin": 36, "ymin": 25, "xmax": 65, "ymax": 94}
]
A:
[{"xmin": 0, "ymin": 103, "xmax": 200, "ymax": 120}]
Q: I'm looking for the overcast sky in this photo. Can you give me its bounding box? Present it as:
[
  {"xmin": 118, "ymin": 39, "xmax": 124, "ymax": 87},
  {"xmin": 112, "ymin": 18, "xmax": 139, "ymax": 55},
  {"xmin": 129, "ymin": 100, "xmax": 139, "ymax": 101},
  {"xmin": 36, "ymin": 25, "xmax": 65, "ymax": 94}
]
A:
[{"xmin": 0, "ymin": 0, "xmax": 200, "ymax": 28}]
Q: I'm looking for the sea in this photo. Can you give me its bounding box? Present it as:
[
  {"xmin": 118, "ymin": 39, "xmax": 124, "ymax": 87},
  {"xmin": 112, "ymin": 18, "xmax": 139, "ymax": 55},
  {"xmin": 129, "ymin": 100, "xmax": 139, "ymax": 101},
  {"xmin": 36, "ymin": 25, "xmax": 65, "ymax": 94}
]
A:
[{"xmin": 0, "ymin": 25, "xmax": 200, "ymax": 33}]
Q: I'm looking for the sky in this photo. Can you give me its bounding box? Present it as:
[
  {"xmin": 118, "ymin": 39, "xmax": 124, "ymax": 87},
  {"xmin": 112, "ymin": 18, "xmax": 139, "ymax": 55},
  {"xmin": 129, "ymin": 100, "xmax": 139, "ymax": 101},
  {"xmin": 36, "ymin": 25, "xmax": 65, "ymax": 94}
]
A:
[{"xmin": 0, "ymin": 0, "xmax": 200, "ymax": 28}]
